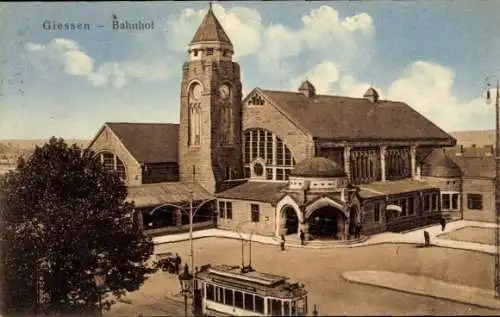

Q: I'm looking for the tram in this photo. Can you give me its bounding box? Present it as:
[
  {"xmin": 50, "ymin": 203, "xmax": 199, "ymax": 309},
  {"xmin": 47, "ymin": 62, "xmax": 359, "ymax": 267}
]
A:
[{"xmin": 193, "ymin": 264, "xmax": 308, "ymax": 316}]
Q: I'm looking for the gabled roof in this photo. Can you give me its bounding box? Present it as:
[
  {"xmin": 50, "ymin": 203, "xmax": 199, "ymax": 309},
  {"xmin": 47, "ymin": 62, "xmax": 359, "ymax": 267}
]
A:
[
  {"xmin": 258, "ymin": 89, "xmax": 455, "ymax": 142},
  {"xmin": 191, "ymin": 7, "xmax": 232, "ymax": 45},
  {"xmin": 106, "ymin": 122, "xmax": 179, "ymax": 164},
  {"xmin": 421, "ymin": 149, "xmax": 462, "ymax": 178}
]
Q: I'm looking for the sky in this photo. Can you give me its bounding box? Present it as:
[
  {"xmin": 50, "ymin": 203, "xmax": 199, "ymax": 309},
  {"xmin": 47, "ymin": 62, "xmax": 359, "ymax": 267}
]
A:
[{"xmin": 1, "ymin": 1, "xmax": 500, "ymax": 140}]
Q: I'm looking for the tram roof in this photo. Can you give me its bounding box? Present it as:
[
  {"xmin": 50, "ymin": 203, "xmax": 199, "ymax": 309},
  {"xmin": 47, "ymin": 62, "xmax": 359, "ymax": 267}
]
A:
[{"xmin": 196, "ymin": 264, "xmax": 308, "ymax": 299}]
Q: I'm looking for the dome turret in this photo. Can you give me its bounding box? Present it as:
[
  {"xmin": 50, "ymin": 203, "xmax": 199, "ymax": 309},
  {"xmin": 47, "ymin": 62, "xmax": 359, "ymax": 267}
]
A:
[
  {"xmin": 291, "ymin": 157, "xmax": 345, "ymax": 178},
  {"xmin": 298, "ymin": 80, "xmax": 316, "ymax": 98},
  {"xmin": 363, "ymin": 87, "xmax": 379, "ymax": 103}
]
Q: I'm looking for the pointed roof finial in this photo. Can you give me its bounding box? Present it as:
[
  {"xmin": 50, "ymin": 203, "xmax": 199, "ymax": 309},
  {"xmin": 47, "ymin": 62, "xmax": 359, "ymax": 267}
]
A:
[
  {"xmin": 190, "ymin": 1, "xmax": 232, "ymax": 45},
  {"xmin": 209, "ymin": 1, "xmax": 213, "ymax": 10}
]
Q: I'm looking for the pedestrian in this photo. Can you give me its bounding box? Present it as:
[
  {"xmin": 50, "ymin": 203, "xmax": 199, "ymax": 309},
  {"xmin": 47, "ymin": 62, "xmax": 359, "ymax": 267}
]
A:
[
  {"xmin": 424, "ymin": 230, "xmax": 430, "ymax": 247},
  {"xmin": 280, "ymin": 234, "xmax": 285, "ymax": 251},
  {"xmin": 299, "ymin": 230, "xmax": 305, "ymax": 246},
  {"xmin": 440, "ymin": 217, "xmax": 446, "ymax": 232},
  {"xmin": 356, "ymin": 223, "xmax": 362, "ymax": 239}
]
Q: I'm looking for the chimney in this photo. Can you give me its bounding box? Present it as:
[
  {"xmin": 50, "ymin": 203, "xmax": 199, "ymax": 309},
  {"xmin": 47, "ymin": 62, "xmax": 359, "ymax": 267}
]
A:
[{"xmin": 455, "ymin": 144, "xmax": 463, "ymax": 156}]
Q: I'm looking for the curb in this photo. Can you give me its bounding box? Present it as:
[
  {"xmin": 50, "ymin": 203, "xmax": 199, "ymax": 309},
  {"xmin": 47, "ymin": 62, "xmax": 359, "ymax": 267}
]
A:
[
  {"xmin": 153, "ymin": 232, "xmax": 496, "ymax": 255},
  {"xmin": 340, "ymin": 273, "xmax": 500, "ymax": 311}
]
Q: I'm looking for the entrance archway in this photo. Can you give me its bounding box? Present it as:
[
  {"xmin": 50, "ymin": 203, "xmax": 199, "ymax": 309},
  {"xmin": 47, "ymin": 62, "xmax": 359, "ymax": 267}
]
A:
[
  {"xmin": 307, "ymin": 206, "xmax": 346, "ymax": 240},
  {"xmin": 282, "ymin": 206, "xmax": 299, "ymax": 235}
]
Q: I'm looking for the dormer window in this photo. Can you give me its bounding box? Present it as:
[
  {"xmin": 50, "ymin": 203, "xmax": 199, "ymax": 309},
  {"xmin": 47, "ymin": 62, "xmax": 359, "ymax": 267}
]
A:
[
  {"xmin": 193, "ymin": 49, "xmax": 198, "ymax": 57},
  {"xmin": 206, "ymin": 48, "xmax": 214, "ymax": 56},
  {"xmin": 222, "ymin": 50, "xmax": 228, "ymax": 57}
]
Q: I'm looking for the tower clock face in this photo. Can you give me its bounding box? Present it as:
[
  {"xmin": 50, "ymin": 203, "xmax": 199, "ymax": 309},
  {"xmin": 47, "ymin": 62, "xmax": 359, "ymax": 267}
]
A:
[
  {"xmin": 190, "ymin": 83, "xmax": 202, "ymax": 101},
  {"xmin": 219, "ymin": 84, "xmax": 231, "ymax": 100}
]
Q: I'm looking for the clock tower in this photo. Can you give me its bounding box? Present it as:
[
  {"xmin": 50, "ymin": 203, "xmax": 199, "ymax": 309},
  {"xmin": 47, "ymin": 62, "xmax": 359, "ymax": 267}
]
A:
[{"xmin": 178, "ymin": 5, "xmax": 243, "ymax": 194}]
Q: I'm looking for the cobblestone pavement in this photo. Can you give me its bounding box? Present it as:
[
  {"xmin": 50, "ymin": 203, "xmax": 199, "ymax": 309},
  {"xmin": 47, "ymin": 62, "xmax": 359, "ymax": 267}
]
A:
[
  {"xmin": 106, "ymin": 237, "xmax": 498, "ymax": 316},
  {"xmin": 104, "ymin": 221, "xmax": 500, "ymax": 316}
]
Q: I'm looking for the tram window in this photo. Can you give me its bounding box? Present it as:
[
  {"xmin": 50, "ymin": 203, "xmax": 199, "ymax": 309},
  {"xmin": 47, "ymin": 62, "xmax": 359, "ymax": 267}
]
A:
[
  {"xmin": 215, "ymin": 287, "xmax": 224, "ymax": 303},
  {"xmin": 255, "ymin": 296, "xmax": 264, "ymax": 314},
  {"xmin": 224, "ymin": 289, "xmax": 234, "ymax": 306},
  {"xmin": 234, "ymin": 291, "xmax": 244, "ymax": 309},
  {"xmin": 206, "ymin": 284, "xmax": 215, "ymax": 301},
  {"xmin": 284, "ymin": 301, "xmax": 290, "ymax": 316},
  {"xmin": 244, "ymin": 293, "xmax": 254, "ymax": 311},
  {"xmin": 271, "ymin": 299, "xmax": 283, "ymax": 316}
]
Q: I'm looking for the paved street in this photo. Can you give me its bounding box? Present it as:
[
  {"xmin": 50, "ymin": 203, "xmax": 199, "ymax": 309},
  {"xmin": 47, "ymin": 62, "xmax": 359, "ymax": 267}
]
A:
[{"xmin": 105, "ymin": 235, "xmax": 499, "ymax": 316}]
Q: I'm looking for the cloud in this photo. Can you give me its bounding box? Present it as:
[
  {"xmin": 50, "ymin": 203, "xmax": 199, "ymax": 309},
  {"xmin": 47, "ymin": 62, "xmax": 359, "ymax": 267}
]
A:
[
  {"xmin": 290, "ymin": 61, "xmax": 340, "ymax": 94},
  {"xmin": 166, "ymin": 4, "xmax": 263, "ymax": 58},
  {"xmin": 259, "ymin": 6, "xmax": 373, "ymax": 65},
  {"xmin": 292, "ymin": 58, "xmax": 490, "ymax": 132},
  {"xmin": 24, "ymin": 38, "xmax": 172, "ymax": 88},
  {"xmin": 386, "ymin": 61, "xmax": 491, "ymax": 131}
]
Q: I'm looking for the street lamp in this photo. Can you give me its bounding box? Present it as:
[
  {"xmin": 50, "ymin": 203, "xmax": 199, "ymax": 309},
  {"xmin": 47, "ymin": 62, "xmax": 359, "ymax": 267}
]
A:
[
  {"xmin": 178, "ymin": 263, "xmax": 193, "ymax": 317},
  {"xmin": 93, "ymin": 268, "xmax": 106, "ymax": 317},
  {"xmin": 485, "ymin": 75, "xmax": 500, "ymax": 300}
]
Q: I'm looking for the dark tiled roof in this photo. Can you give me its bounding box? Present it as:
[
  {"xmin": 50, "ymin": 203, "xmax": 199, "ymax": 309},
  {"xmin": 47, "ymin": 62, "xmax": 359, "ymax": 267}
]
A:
[
  {"xmin": 260, "ymin": 89, "xmax": 455, "ymax": 142},
  {"xmin": 191, "ymin": 8, "xmax": 232, "ymax": 45},
  {"xmin": 126, "ymin": 181, "xmax": 213, "ymax": 208},
  {"xmin": 216, "ymin": 181, "xmax": 287, "ymax": 203},
  {"xmin": 448, "ymin": 156, "xmax": 494, "ymax": 179},
  {"xmin": 106, "ymin": 122, "xmax": 179, "ymax": 163},
  {"xmin": 291, "ymin": 157, "xmax": 345, "ymax": 178},
  {"xmin": 421, "ymin": 149, "xmax": 462, "ymax": 178}
]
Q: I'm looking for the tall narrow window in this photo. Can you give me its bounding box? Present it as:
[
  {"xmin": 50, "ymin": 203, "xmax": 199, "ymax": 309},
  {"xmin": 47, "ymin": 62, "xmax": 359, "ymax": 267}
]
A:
[
  {"xmin": 188, "ymin": 83, "xmax": 202, "ymax": 146},
  {"xmin": 219, "ymin": 84, "xmax": 233, "ymax": 145},
  {"xmin": 251, "ymin": 204, "xmax": 260, "ymax": 222},
  {"xmin": 243, "ymin": 128, "xmax": 295, "ymax": 181},
  {"xmin": 98, "ymin": 151, "xmax": 127, "ymax": 182}
]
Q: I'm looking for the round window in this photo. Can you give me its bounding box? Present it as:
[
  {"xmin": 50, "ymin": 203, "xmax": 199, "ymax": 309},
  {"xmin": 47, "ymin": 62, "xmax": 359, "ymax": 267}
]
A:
[{"xmin": 253, "ymin": 163, "xmax": 264, "ymax": 176}]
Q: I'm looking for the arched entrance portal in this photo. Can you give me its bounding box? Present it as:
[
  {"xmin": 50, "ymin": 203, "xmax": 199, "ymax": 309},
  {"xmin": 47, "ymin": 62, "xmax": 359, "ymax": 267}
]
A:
[
  {"xmin": 282, "ymin": 206, "xmax": 299, "ymax": 235},
  {"xmin": 307, "ymin": 207, "xmax": 346, "ymax": 240}
]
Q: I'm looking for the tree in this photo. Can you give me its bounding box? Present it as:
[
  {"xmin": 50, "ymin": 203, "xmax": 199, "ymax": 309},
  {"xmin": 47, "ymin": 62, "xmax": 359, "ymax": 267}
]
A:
[{"xmin": 0, "ymin": 137, "xmax": 156, "ymax": 316}]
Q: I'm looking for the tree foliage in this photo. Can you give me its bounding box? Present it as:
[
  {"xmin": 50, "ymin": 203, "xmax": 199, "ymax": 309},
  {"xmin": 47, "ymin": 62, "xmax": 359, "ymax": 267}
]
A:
[{"xmin": 0, "ymin": 137, "xmax": 156, "ymax": 316}]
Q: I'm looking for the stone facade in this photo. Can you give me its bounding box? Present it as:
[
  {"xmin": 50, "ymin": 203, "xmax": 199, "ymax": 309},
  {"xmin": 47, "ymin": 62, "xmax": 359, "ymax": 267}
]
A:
[
  {"xmin": 89, "ymin": 125, "xmax": 142, "ymax": 186},
  {"xmin": 462, "ymin": 178, "xmax": 495, "ymax": 222},
  {"xmin": 243, "ymin": 90, "xmax": 315, "ymax": 164},
  {"xmin": 217, "ymin": 198, "xmax": 275, "ymax": 236},
  {"xmin": 179, "ymin": 59, "xmax": 243, "ymax": 194}
]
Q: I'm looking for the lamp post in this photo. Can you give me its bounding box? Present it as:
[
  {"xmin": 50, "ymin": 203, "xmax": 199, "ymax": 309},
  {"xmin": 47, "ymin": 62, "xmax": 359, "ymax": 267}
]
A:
[
  {"xmin": 485, "ymin": 75, "xmax": 500, "ymax": 299},
  {"xmin": 93, "ymin": 268, "xmax": 106, "ymax": 317},
  {"xmin": 178, "ymin": 263, "xmax": 193, "ymax": 317}
]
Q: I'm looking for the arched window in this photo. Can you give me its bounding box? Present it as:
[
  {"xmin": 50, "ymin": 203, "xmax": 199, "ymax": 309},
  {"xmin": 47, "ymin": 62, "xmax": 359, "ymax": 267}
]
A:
[
  {"xmin": 98, "ymin": 151, "xmax": 126, "ymax": 181},
  {"xmin": 243, "ymin": 129, "xmax": 295, "ymax": 181},
  {"xmin": 219, "ymin": 84, "xmax": 233, "ymax": 145},
  {"xmin": 188, "ymin": 82, "xmax": 202, "ymax": 146}
]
